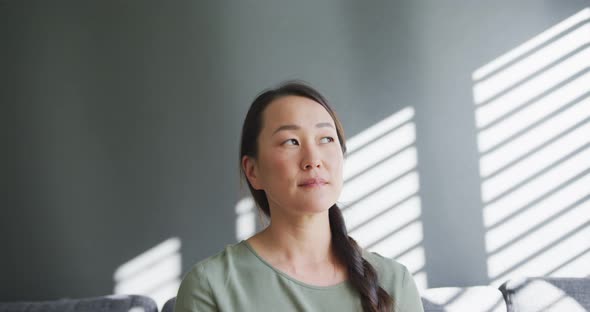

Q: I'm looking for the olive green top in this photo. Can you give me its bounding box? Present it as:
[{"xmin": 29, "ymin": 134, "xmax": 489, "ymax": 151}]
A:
[{"xmin": 175, "ymin": 241, "xmax": 424, "ymax": 312}]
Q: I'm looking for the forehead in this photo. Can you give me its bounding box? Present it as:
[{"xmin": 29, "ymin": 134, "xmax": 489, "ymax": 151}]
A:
[{"xmin": 261, "ymin": 95, "xmax": 335, "ymax": 130}]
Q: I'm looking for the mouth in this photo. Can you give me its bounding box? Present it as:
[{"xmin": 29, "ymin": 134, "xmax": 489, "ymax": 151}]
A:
[{"xmin": 298, "ymin": 178, "xmax": 328, "ymax": 187}]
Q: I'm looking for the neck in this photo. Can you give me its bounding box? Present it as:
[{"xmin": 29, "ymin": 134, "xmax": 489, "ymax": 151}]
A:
[{"xmin": 262, "ymin": 209, "xmax": 334, "ymax": 265}]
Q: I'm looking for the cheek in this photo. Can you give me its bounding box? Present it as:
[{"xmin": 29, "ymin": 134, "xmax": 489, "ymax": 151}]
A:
[
  {"xmin": 260, "ymin": 152, "xmax": 295, "ymax": 183},
  {"xmin": 327, "ymin": 150, "xmax": 344, "ymax": 180}
]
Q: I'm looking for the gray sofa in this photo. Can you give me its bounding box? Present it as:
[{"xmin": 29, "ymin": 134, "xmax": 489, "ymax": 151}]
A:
[
  {"xmin": 420, "ymin": 285, "xmax": 506, "ymax": 311},
  {"xmin": 0, "ymin": 295, "xmax": 157, "ymax": 312},
  {"xmin": 420, "ymin": 277, "xmax": 590, "ymax": 312},
  {"xmin": 500, "ymin": 277, "xmax": 590, "ymax": 312},
  {"xmin": 2, "ymin": 277, "xmax": 588, "ymax": 312}
]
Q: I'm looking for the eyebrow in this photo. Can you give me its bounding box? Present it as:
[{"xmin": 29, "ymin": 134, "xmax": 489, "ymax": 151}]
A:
[{"xmin": 272, "ymin": 122, "xmax": 334, "ymax": 136}]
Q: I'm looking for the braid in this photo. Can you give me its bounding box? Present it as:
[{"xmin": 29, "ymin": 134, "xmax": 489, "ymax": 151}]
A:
[{"xmin": 329, "ymin": 206, "xmax": 394, "ymax": 312}]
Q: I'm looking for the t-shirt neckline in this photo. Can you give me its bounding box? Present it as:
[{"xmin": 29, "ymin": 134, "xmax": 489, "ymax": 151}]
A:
[{"xmin": 240, "ymin": 240, "xmax": 350, "ymax": 291}]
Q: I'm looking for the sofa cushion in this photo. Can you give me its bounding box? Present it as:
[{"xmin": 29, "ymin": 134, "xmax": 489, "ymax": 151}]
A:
[
  {"xmin": 500, "ymin": 277, "xmax": 590, "ymax": 312},
  {"xmin": 421, "ymin": 286, "xmax": 507, "ymax": 312}
]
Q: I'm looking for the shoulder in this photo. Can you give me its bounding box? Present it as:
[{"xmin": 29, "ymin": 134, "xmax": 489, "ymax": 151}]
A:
[
  {"xmin": 361, "ymin": 250, "xmax": 411, "ymax": 296},
  {"xmin": 176, "ymin": 242, "xmax": 252, "ymax": 311},
  {"xmin": 362, "ymin": 250, "xmax": 424, "ymax": 312},
  {"xmin": 186, "ymin": 241, "xmax": 250, "ymax": 280},
  {"xmin": 362, "ymin": 250, "xmax": 410, "ymax": 283}
]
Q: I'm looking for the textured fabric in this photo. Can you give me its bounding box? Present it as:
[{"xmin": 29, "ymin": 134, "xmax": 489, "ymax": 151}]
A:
[
  {"xmin": 0, "ymin": 295, "xmax": 157, "ymax": 312},
  {"xmin": 420, "ymin": 286, "xmax": 506, "ymax": 312},
  {"xmin": 175, "ymin": 241, "xmax": 424, "ymax": 312},
  {"xmin": 500, "ymin": 277, "xmax": 590, "ymax": 312}
]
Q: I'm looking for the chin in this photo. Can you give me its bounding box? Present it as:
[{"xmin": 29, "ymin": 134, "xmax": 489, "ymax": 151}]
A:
[{"xmin": 298, "ymin": 198, "xmax": 337, "ymax": 213}]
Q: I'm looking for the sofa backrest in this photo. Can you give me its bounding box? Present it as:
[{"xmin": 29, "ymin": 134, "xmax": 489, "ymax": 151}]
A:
[
  {"xmin": 0, "ymin": 295, "xmax": 157, "ymax": 312},
  {"xmin": 500, "ymin": 277, "xmax": 590, "ymax": 312},
  {"xmin": 162, "ymin": 297, "xmax": 176, "ymax": 312}
]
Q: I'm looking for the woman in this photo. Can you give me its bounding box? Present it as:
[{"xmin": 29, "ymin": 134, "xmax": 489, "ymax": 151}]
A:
[{"xmin": 175, "ymin": 81, "xmax": 424, "ymax": 312}]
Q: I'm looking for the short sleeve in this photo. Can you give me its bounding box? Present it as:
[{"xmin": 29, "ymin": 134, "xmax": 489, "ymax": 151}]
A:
[
  {"xmin": 397, "ymin": 266, "xmax": 424, "ymax": 312},
  {"xmin": 174, "ymin": 264, "xmax": 218, "ymax": 312}
]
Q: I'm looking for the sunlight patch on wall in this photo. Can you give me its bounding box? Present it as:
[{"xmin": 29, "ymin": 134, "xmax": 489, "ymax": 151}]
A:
[
  {"xmin": 234, "ymin": 107, "xmax": 426, "ymax": 289},
  {"xmin": 471, "ymin": 8, "xmax": 590, "ymax": 286},
  {"xmin": 113, "ymin": 237, "xmax": 181, "ymax": 310},
  {"xmin": 236, "ymin": 197, "xmax": 258, "ymax": 241},
  {"xmin": 340, "ymin": 107, "xmax": 426, "ymax": 290}
]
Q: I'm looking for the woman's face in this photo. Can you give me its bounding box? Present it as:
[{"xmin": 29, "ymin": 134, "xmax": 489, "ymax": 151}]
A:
[{"xmin": 244, "ymin": 95, "xmax": 344, "ymax": 217}]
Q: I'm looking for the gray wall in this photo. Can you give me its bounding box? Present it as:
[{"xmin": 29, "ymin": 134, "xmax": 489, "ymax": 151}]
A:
[{"xmin": 2, "ymin": 0, "xmax": 587, "ymax": 301}]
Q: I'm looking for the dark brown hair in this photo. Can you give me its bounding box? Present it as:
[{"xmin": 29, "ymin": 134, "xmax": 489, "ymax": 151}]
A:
[{"xmin": 239, "ymin": 81, "xmax": 394, "ymax": 312}]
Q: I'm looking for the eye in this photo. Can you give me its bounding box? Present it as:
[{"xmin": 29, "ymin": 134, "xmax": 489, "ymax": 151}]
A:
[
  {"xmin": 283, "ymin": 138, "xmax": 299, "ymax": 146},
  {"xmin": 320, "ymin": 136, "xmax": 335, "ymax": 144}
]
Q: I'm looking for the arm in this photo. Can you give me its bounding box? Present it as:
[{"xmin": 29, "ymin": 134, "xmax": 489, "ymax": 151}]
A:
[{"xmin": 174, "ymin": 264, "xmax": 218, "ymax": 312}]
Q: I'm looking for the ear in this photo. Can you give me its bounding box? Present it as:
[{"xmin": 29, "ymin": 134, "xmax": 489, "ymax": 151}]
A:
[{"xmin": 242, "ymin": 155, "xmax": 263, "ymax": 190}]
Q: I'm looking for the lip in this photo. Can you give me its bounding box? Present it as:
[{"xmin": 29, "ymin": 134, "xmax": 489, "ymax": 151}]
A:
[{"xmin": 298, "ymin": 178, "xmax": 328, "ymax": 187}]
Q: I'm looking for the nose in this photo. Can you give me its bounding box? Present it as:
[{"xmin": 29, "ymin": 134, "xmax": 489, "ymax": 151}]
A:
[
  {"xmin": 301, "ymin": 146, "xmax": 322, "ymax": 170},
  {"xmin": 302, "ymin": 160, "xmax": 321, "ymax": 170}
]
